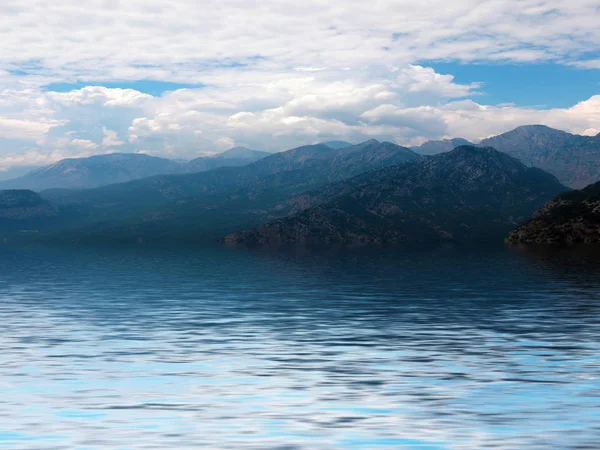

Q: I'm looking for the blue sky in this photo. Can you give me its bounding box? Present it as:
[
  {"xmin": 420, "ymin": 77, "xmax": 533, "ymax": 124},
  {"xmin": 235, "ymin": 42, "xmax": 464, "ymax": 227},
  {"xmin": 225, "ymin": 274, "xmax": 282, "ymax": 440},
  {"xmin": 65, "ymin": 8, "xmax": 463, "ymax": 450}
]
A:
[
  {"xmin": 42, "ymin": 63, "xmax": 600, "ymax": 110},
  {"xmin": 429, "ymin": 63, "xmax": 600, "ymax": 109},
  {"xmin": 0, "ymin": 1, "xmax": 598, "ymax": 169},
  {"xmin": 44, "ymin": 81, "xmax": 204, "ymax": 96}
]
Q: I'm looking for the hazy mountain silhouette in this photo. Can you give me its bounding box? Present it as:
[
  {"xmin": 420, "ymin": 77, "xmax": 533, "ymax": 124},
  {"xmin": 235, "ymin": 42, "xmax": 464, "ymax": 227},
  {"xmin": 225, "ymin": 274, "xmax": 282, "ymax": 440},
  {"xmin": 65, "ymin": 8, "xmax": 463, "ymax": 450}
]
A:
[
  {"xmin": 412, "ymin": 138, "xmax": 473, "ymax": 155},
  {"xmin": 480, "ymin": 125, "xmax": 600, "ymax": 188}
]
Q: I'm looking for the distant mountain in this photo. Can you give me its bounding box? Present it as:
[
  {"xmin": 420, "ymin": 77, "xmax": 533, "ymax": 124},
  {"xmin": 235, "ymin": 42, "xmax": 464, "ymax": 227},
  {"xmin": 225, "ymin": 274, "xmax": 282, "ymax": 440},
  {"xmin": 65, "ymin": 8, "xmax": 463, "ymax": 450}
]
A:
[
  {"xmin": 320, "ymin": 141, "xmax": 353, "ymax": 149},
  {"xmin": 185, "ymin": 147, "xmax": 270, "ymax": 173},
  {"xmin": 0, "ymin": 153, "xmax": 183, "ymax": 191},
  {"xmin": 413, "ymin": 138, "xmax": 473, "ymax": 155},
  {"xmin": 224, "ymin": 146, "xmax": 567, "ymax": 245},
  {"xmin": 480, "ymin": 125, "xmax": 600, "ymax": 188},
  {"xmin": 506, "ymin": 180, "xmax": 600, "ymax": 245},
  {"xmin": 0, "ymin": 165, "xmax": 41, "ymax": 182},
  {"xmin": 40, "ymin": 140, "xmax": 421, "ymax": 242}
]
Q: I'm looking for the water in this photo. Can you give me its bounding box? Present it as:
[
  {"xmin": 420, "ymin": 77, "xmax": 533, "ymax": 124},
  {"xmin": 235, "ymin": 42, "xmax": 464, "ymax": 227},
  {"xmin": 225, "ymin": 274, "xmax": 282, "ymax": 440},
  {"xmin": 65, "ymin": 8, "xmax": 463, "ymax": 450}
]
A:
[{"xmin": 0, "ymin": 244, "xmax": 599, "ymax": 449}]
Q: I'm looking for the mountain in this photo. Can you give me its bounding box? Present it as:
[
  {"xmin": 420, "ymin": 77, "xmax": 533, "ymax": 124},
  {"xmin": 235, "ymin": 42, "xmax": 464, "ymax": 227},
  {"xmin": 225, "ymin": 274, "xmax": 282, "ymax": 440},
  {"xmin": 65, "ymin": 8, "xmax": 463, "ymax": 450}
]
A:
[
  {"xmin": 320, "ymin": 141, "xmax": 353, "ymax": 149},
  {"xmin": 0, "ymin": 153, "xmax": 183, "ymax": 191},
  {"xmin": 0, "ymin": 190, "xmax": 60, "ymax": 236},
  {"xmin": 413, "ymin": 138, "xmax": 473, "ymax": 155},
  {"xmin": 39, "ymin": 140, "xmax": 421, "ymax": 242},
  {"xmin": 480, "ymin": 125, "xmax": 600, "ymax": 188},
  {"xmin": 185, "ymin": 147, "xmax": 270, "ymax": 172},
  {"xmin": 0, "ymin": 165, "xmax": 41, "ymax": 182},
  {"xmin": 506, "ymin": 181, "xmax": 600, "ymax": 245},
  {"xmin": 223, "ymin": 146, "xmax": 567, "ymax": 245}
]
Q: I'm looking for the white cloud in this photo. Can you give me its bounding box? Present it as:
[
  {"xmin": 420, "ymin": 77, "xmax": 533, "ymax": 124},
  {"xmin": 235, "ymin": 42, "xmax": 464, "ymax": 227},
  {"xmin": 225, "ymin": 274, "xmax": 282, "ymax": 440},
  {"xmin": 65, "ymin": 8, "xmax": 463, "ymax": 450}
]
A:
[
  {"xmin": 71, "ymin": 138, "xmax": 98, "ymax": 151},
  {"xmin": 0, "ymin": 2, "xmax": 597, "ymax": 168},
  {"xmin": 46, "ymin": 86, "xmax": 152, "ymax": 107},
  {"xmin": 395, "ymin": 65, "xmax": 479, "ymax": 100},
  {"xmin": 0, "ymin": 1, "xmax": 597, "ymax": 83},
  {"xmin": 0, "ymin": 68, "xmax": 599, "ymax": 168},
  {"xmin": 101, "ymin": 127, "xmax": 124, "ymax": 148},
  {"xmin": 0, "ymin": 116, "xmax": 61, "ymax": 142}
]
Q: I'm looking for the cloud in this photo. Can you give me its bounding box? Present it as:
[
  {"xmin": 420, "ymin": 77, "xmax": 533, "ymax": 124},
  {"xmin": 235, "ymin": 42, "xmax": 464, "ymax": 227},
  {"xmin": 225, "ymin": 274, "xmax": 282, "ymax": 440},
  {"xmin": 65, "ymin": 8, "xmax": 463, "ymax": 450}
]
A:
[
  {"xmin": 102, "ymin": 127, "xmax": 124, "ymax": 148},
  {"xmin": 0, "ymin": 64, "xmax": 599, "ymax": 168},
  {"xmin": 0, "ymin": 2, "xmax": 598, "ymax": 167},
  {"xmin": 395, "ymin": 65, "xmax": 479, "ymax": 100},
  {"xmin": 0, "ymin": 1, "xmax": 598, "ymax": 84}
]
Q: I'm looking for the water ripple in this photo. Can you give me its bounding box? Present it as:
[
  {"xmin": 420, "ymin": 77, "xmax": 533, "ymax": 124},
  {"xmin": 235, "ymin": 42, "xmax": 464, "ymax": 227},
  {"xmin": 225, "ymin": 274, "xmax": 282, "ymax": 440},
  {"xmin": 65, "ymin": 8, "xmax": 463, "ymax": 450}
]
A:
[{"xmin": 0, "ymin": 244, "xmax": 598, "ymax": 449}]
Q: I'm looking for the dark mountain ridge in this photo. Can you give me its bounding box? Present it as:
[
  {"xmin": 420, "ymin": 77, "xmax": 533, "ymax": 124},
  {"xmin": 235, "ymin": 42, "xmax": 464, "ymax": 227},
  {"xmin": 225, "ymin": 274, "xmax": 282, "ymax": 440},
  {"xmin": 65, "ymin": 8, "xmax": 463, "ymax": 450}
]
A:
[
  {"xmin": 36, "ymin": 140, "xmax": 421, "ymax": 241},
  {"xmin": 0, "ymin": 190, "xmax": 60, "ymax": 234},
  {"xmin": 506, "ymin": 180, "xmax": 600, "ymax": 245},
  {"xmin": 224, "ymin": 146, "xmax": 567, "ymax": 245}
]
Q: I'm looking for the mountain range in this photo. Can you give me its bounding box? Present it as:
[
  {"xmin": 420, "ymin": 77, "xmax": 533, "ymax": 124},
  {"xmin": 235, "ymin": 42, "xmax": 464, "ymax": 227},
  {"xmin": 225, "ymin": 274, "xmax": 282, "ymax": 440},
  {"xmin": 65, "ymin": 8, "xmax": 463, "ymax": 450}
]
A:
[
  {"xmin": 0, "ymin": 153, "xmax": 183, "ymax": 191},
  {"xmin": 224, "ymin": 146, "xmax": 566, "ymax": 245},
  {"xmin": 39, "ymin": 140, "xmax": 421, "ymax": 242},
  {"xmin": 412, "ymin": 126, "xmax": 600, "ymax": 188},
  {"xmin": 0, "ymin": 147, "xmax": 271, "ymax": 191},
  {"xmin": 2, "ymin": 125, "xmax": 599, "ymax": 193},
  {"xmin": 0, "ymin": 124, "xmax": 599, "ymax": 247}
]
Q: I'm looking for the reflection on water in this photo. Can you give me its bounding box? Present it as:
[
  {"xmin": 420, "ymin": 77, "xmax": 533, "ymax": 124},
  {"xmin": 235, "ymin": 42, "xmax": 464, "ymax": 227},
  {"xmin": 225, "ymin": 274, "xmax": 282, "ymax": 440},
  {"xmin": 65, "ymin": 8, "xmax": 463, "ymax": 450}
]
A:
[{"xmin": 0, "ymin": 244, "xmax": 599, "ymax": 449}]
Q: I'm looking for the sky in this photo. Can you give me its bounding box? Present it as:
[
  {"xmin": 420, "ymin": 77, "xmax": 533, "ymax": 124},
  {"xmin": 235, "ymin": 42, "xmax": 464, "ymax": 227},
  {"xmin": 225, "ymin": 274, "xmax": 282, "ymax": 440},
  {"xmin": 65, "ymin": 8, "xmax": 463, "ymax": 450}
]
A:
[{"xmin": 0, "ymin": 0, "xmax": 599, "ymax": 169}]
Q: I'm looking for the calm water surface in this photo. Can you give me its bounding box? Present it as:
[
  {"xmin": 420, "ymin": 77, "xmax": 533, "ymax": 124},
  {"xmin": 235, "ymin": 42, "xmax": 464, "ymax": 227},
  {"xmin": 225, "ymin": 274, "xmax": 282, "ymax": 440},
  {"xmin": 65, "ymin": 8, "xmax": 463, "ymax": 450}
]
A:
[{"xmin": 0, "ymin": 244, "xmax": 599, "ymax": 449}]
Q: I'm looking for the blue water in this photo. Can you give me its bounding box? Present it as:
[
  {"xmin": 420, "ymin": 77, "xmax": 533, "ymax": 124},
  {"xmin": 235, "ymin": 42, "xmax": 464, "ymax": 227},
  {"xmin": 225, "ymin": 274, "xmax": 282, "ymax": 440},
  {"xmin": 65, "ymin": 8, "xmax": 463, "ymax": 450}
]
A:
[{"xmin": 0, "ymin": 244, "xmax": 599, "ymax": 449}]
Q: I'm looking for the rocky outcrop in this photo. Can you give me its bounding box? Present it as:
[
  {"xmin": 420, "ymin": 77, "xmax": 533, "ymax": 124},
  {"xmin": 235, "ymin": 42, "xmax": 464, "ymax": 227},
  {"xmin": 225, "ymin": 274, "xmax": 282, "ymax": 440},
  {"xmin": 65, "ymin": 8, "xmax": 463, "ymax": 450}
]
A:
[{"xmin": 506, "ymin": 181, "xmax": 600, "ymax": 245}]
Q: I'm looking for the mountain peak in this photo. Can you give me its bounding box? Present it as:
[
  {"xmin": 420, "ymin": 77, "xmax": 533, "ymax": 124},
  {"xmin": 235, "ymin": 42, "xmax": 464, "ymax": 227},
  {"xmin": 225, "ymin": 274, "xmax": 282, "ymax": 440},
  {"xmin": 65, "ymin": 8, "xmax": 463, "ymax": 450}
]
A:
[
  {"xmin": 362, "ymin": 139, "xmax": 380, "ymax": 145},
  {"xmin": 479, "ymin": 124, "xmax": 597, "ymax": 188},
  {"xmin": 515, "ymin": 124, "xmax": 574, "ymax": 136},
  {"xmin": 413, "ymin": 137, "xmax": 473, "ymax": 155}
]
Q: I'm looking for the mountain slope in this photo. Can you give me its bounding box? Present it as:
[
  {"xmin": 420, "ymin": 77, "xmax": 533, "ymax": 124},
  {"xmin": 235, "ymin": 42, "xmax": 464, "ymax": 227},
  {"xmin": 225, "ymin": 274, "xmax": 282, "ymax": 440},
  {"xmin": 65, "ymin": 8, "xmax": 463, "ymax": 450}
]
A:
[
  {"xmin": 480, "ymin": 125, "xmax": 600, "ymax": 188},
  {"xmin": 43, "ymin": 140, "xmax": 420, "ymax": 211},
  {"xmin": 185, "ymin": 147, "xmax": 270, "ymax": 173},
  {"xmin": 321, "ymin": 141, "xmax": 353, "ymax": 149},
  {"xmin": 0, "ymin": 190, "xmax": 57, "ymax": 219},
  {"xmin": 0, "ymin": 153, "xmax": 183, "ymax": 191},
  {"xmin": 0, "ymin": 165, "xmax": 41, "ymax": 182},
  {"xmin": 0, "ymin": 190, "xmax": 63, "ymax": 236},
  {"xmin": 413, "ymin": 138, "xmax": 473, "ymax": 155},
  {"xmin": 224, "ymin": 146, "xmax": 567, "ymax": 245},
  {"xmin": 506, "ymin": 181, "xmax": 600, "ymax": 245},
  {"xmin": 39, "ymin": 140, "xmax": 421, "ymax": 242}
]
